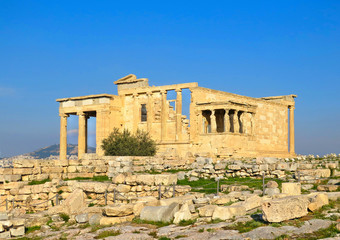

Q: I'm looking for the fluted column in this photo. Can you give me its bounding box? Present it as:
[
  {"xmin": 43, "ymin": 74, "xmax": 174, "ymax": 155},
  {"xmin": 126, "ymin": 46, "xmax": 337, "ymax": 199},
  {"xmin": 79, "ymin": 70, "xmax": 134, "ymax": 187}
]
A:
[
  {"xmin": 161, "ymin": 90, "xmax": 168, "ymax": 141},
  {"xmin": 85, "ymin": 115, "xmax": 89, "ymax": 153},
  {"xmin": 211, "ymin": 110, "xmax": 216, "ymax": 133},
  {"xmin": 224, "ymin": 109, "xmax": 230, "ymax": 132},
  {"xmin": 147, "ymin": 92, "xmax": 153, "ymax": 133},
  {"xmin": 59, "ymin": 113, "xmax": 68, "ymax": 161},
  {"xmin": 289, "ymin": 106, "xmax": 295, "ymax": 154},
  {"xmin": 233, "ymin": 110, "xmax": 239, "ymax": 133},
  {"xmin": 175, "ymin": 89, "xmax": 182, "ymax": 141},
  {"xmin": 78, "ymin": 111, "xmax": 86, "ymax": 159}
]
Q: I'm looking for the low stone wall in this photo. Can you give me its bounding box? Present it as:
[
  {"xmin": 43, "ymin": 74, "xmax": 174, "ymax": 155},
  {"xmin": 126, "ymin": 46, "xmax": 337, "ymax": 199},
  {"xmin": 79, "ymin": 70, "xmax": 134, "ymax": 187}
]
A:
[
  {"xmin": 0, "ymin": 173, "xmax": 191, "ymax": 212},
  {"xmin": 0, "ymin": 154, "xmax": 191, "ymax": 183},
  {"xmin": 184, "ymin": 157, "xmax": 339, "ymax": 182},
  {"xmin": 1, "ymin": 154, "xmax": 338, "ymax": 185}
]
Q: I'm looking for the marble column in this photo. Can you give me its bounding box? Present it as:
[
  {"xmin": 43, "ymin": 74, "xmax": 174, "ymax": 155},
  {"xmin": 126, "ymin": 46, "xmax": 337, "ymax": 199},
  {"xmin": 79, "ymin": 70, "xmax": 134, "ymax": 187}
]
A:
[
  {"xmin": 233, "ymin": 110, "xmax": 239, "ymax": 133},
  {"xmin": 133, "ymin": 93, "xmax": 139, "ymax": 133},
  {"xmin": 175, "ymin": 89, "xmax": 182, "ymax": 141},
  {"xmin": 59, "ymin": 113, "xmax": 68, "ymax": 161},
  {"xmin": 147, "ymin": 92, "xmax": 154, "ymax": 133},
  {"xmin": 224, "ymin": 109, "xmax": 230, "ymax": 132},
  {"xmin": 289, "ymin": 106, "xmax": 295, "ymax": 154},
  {"xmin": 161, "ymin": 90, "xmax": 169, "ymax": 141},
  {"xmin": 211, "ymin": 110, "xmax": 216, "ymax": 133},
  {"xmin": 161, "ymin": 90, "xmax": 168, "ymax": 141},
  {"xmin": 78, "ymin": 111, "xmax": 86, "ymax": 159}
]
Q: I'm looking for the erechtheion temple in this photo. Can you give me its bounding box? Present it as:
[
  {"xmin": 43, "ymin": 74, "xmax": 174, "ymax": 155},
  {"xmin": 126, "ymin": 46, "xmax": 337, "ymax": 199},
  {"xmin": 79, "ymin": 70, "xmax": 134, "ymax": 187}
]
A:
[{"xmin": 56, "ymin": 74, "xmax": 296, "ymax": 160}]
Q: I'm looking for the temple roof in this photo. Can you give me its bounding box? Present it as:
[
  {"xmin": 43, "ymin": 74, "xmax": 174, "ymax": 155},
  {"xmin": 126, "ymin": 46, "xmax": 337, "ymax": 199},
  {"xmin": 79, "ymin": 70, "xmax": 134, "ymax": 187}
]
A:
[{"xmin": 114, "ymin": 74, "xmax": 148, "ymax": 85}]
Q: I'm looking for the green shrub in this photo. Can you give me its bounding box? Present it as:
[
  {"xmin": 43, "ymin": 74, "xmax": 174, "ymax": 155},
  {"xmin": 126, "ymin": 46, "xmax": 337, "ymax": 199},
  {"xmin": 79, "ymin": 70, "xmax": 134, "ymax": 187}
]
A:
[
  {"xmin": 59, "ymin": 213, "xmax": 70, "ymax": 222},
  {"xmin": 102, "ymin": 128, "xmax": 156, "ymax": 156},
  {"xmin": 25, "ymin": 226, "xmax": 41, "ymax": 234}
]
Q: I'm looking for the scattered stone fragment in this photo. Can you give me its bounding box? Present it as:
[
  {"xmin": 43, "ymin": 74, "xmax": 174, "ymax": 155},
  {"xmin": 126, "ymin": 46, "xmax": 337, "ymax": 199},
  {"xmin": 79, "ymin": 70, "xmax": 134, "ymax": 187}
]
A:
[
  {"xmin": 173, "ymin": 203, "xmax": 192, "ymax": 224},
  {"xmin": 75, "ymin": 213, "xmax": 89, "ymax": 223},
  {"xmin": 140, "ymin": 203, "xmax": 179, "ymax": 222},
  {"xmin": 317, "ymin": 185, "xmax": 339, "ymax": 192},
  {"xmin": 212, "ymin": 205, "xmax": 246, "ymax": 220},
  {"xmin": 262, "ymin": 196, "xmax": 309, "ymax": 222}
]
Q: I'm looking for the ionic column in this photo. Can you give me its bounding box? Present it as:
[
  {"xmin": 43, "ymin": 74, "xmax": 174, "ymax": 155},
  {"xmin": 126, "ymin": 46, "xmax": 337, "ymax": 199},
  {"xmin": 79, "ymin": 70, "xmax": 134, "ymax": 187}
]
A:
[
  {"xmin": 85, "ymin": 115, "xmax": 89, "ymax": 153},
  {"xmin": 147, "ymin": 92, "xmax": 154, "ymax": 133},
  {"xmin": 175, "ymin": 89, "xmax": 182, "ymax": 141},
  {"xmin": 78, "ymin": 111, "xmax": 86, "ymax": 159},
  {"xmin": 233, "ymin": 110, "xmax": 239, "ymax": 133},
  {"xmin": 132, "ymin": 93, "xmax": 139, "ymax": 132},
  {"xmin": 211, "ymin": 110, "xmax": 217, "ymax": 133},
  {"xmin": 289, "ymin": 106, "xmax": 295, "ymax": 154},
  {"xmin": 224, "ymin": 109, "xmax": 230, "ymax": 132},
  {"xmin": 59, "ymin": 113, "xmax": 68, "ymax": 161},
  {"xmin": 161, "ymin": 90, "xmax": 168, "ymax": 141}
]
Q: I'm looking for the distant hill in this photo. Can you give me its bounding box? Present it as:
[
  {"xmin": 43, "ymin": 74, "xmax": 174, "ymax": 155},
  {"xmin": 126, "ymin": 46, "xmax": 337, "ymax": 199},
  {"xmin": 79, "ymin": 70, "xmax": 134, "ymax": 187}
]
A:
[{"xmin": 24, "ymin": 144, "xmax": 96, "ymax": 159}]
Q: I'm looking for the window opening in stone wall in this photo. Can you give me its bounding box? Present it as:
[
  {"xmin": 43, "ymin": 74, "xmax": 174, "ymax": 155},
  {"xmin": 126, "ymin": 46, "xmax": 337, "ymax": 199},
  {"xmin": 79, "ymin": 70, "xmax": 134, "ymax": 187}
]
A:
[
  {"xmin": 141, "ymin": 104, "xmax": 147, "ymax": 122},
  {"xmin": 238, "ymin": 111, "xmax": 243, "ymax": 133},
  {"xmin": 202, "ymin": 110, "xmax": 212, "ymax": 133},
  {"xmin": 86, "ymin": 111, "xmax": 97, "ymax": 153},
  {"xmin": 182, "ymin": 88, "xmax": 191, "ymax": 126},
  {"xmin": 167, "ymin": 90, "xmax": 176, "ymax": 120},
  {"xmin": 215, "ymin": 109, "xmax": 225, "ymax": 133},
  {"xmin": 229, "ymin": 110, "xmax": 235, "ymax": 132},
  {"xmin": 67, "ymin": 114, "xmax": 78, "ymax": 155}
]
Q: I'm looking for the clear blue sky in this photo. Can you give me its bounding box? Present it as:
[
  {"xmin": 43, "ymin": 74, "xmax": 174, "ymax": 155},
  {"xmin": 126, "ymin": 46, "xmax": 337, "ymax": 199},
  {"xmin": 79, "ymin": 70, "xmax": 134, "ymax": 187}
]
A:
[{"xmin": 0, "ymin": 1, "xmax": 339, "ymax": 157}]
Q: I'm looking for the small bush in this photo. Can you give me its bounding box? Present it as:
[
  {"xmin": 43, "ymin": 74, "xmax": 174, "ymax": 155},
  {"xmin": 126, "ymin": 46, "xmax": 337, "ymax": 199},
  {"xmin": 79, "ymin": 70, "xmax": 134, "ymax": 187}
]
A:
[
  {"xmin": 59, "ymin": 213, "xmax": 70, "ymax": 222},
  {"xmin": 25, "ymin": 226, "xmax": 41, "ymax": 234},
  {"xmin": 101, "ymin": 128, "xmax": 156, "ymax": 156}
]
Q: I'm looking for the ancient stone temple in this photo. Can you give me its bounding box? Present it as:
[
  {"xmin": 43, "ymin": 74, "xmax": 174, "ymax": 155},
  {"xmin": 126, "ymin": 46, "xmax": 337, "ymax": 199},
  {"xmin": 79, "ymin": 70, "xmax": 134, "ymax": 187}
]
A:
[{"xmin": 56, "ymin": 74, "xmax": 296, "ymax": 160}]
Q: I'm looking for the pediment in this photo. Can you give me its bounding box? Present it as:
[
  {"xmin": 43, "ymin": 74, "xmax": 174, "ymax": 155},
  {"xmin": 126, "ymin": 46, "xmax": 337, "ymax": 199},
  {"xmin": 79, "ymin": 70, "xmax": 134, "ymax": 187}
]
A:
[{"xmin": 114, "ymin": 74, "xmax": 147, "ymax": 85}]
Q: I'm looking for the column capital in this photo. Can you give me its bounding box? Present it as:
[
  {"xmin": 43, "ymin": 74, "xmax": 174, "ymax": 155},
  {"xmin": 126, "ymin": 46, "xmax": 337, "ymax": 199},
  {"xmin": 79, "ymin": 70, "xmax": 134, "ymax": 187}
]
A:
[
  {"xmin": 175, "ymin": 88, "xmax": 182, "ymax": 93},
  {"xmin": 59, "ymin": 113, "xmax": 69, "ymax": 118},
  {"xmin": 289, "ymin": 106, "xmax": 295, "ymax": 110},
  {"xmin": 146, "ymin": 91, "xmax": 153, "ymax": 96},
  {"xmin": 77, "ymin": 111, "xmax": 86, "ymax": 116},
  {"xmin": 160, "ymin": 89, "xmax": 167, "ymax": 94},
  {"xmin": 132, "ymin": 93, "xmax": 138, "ymax": 97}
]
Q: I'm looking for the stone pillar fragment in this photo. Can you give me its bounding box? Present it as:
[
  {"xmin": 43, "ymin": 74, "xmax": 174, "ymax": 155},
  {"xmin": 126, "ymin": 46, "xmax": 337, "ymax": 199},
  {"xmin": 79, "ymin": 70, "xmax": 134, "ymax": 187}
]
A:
[
  {"xmin": 289, "ymin": 106, "xmax": 295, "ymax": 154},
  {"xmin": 161, "ymin": 90, "xmax": 168, "ymax": 141},
  {"xmin": 59, "ymin": 113, "xmax": 68, "ymax": 161},
  {"xmin": 175, "ymin": 89, "xmax": 182, "ymax": 141},
  {"xmin": 211, "ymin": 110, "xmax": 216, "ymax": 133},
  {"xmin": 78, "ymin": 111, "xmax": 86, "ymax": 159}
]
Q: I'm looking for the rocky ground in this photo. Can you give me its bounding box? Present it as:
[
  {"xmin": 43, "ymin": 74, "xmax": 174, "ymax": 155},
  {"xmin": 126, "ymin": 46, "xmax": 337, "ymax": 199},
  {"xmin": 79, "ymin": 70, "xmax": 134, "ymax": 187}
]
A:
[
  {"xmin": 19, "ymin": 199, "xmax": 340, "ymax": 240},
  {"xmin": 1, "ymin": 155, "xmax": 339, "ymax": 240}
]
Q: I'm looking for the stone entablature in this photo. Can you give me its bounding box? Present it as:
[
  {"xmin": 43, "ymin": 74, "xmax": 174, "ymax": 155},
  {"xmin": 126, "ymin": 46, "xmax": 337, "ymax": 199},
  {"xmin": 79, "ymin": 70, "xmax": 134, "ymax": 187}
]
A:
[{"xmin": 56, "ymin": 74, "xmax": 297, "ymax": 160}]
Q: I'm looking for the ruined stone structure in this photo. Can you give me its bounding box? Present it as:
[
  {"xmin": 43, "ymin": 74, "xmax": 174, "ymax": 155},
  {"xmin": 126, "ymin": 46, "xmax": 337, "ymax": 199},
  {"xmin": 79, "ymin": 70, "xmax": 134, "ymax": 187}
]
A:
[{"xmin": 56, "ymin": 74, "xmax": 297, "ymax": 160}]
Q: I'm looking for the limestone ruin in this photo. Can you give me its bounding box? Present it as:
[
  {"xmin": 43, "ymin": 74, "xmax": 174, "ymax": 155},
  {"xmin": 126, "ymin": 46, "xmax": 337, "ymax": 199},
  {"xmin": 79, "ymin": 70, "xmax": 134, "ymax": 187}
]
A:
[{"xmin": 56, "ymin": 74, "xmax": 297, "ymax": 160}]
